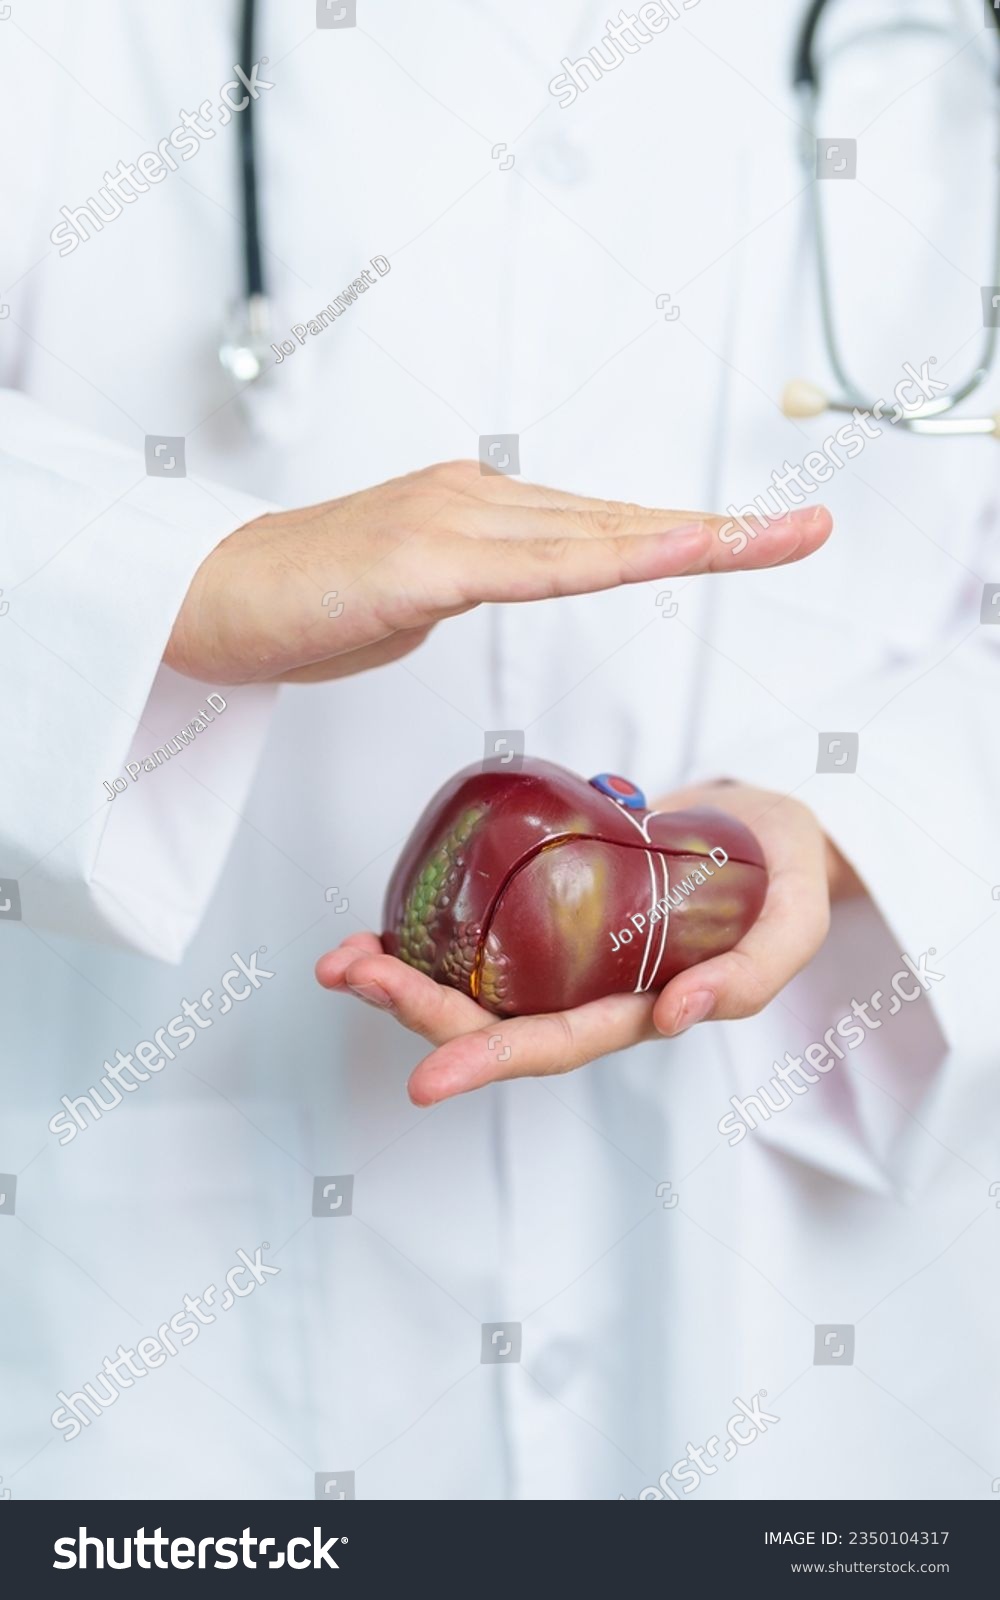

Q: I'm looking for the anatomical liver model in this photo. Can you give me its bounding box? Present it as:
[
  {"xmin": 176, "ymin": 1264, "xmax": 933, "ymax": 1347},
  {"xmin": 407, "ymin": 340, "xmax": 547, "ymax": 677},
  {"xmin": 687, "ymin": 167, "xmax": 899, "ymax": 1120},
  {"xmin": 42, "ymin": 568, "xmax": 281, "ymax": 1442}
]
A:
[{"xmin": 383, "ymin": 759, "xmax": 767, "ymax": 1018}]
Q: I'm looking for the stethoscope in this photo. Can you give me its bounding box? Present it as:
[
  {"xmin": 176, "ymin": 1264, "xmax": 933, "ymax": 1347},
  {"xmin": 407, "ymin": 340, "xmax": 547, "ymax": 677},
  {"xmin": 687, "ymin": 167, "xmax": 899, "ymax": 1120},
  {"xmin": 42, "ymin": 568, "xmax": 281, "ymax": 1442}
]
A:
[
  {"xmin": 784, "ymin": 0, "xmax": 1000, "ymax": 437},
  {"xmin": 219, "ymin": 0, "xmax": 1000, "ymax": 435},
  {"xmin": 218, "ymin": 0, "xmax": 273, "ymax": 384}
]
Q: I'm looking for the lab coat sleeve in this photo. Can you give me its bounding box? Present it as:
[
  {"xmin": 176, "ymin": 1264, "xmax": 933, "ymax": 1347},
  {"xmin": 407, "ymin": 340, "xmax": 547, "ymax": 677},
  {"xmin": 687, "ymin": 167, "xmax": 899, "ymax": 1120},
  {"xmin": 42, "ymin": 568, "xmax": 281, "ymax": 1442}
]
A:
[
  {"xmin": 692, "ymin": 583, "xmax": 999, "ymax": 1184},
  {"xmin": 1, "ymin": 390, "xmax": 281, "ymax": 962}
]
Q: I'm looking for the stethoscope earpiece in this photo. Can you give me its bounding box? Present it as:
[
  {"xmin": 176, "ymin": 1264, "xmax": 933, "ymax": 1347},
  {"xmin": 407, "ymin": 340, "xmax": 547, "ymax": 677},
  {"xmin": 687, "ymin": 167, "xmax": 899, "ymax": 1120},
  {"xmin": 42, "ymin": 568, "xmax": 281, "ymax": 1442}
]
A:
[
  {"xmin": 781, "ymin": 379, "xmax": 830, "ymax": 419},
  {"xmin": 780, "ymin": 378, "xmax": 1000, "ymax": 439}
]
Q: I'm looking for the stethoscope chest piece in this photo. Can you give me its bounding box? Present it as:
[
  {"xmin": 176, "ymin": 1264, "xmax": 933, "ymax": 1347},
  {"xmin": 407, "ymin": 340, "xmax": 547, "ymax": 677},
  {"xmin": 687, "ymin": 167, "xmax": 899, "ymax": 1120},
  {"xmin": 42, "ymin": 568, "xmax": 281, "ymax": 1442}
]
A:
[{"xmin": 218, "ymin": 291, "xmax": 274, "ymax": 385}]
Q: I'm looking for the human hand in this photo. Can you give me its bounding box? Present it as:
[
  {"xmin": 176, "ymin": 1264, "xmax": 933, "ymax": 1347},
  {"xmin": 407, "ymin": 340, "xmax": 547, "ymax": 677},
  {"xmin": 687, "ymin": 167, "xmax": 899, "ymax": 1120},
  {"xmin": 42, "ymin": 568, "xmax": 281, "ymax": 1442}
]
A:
[
  {"xmin": 315, "ymin": 782, "xmax": 864, "ymax": 1105},
  {"xmin": 164, "ymin": 460, "xmax": 831, "ymax": 684}
]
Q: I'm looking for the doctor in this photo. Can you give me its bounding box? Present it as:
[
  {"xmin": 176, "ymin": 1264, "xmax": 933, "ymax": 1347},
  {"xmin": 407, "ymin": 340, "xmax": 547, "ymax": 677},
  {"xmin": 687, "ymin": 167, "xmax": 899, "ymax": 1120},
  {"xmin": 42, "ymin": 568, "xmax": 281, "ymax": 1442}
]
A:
[{"xmin": 1, "ymin": 0, "xmax": 998, "ymax": 1502}]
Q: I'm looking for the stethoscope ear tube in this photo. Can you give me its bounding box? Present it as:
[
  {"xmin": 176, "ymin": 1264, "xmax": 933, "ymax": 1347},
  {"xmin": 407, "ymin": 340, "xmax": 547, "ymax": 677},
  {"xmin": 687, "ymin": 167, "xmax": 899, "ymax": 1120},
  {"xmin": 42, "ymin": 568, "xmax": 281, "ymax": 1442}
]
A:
[
  {"xmin": 238, "ymin": 0, "xmax": 264, "ymax": 303},
  {"xmin": 795, "ymin": 0, "xmax": 1000, "ymax": 91},
  {"xmin": 792, "ymin": 0, "xmax": 830, "ymax": 89}
]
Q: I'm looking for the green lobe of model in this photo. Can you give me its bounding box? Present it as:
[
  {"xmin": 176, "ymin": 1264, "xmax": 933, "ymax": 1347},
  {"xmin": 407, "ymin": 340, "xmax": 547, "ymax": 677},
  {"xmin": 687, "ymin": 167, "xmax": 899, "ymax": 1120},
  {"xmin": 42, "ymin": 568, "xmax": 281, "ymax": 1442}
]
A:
[{"xmin": 395, "ymin": 805, "xmax": 486, "ymax": 975}]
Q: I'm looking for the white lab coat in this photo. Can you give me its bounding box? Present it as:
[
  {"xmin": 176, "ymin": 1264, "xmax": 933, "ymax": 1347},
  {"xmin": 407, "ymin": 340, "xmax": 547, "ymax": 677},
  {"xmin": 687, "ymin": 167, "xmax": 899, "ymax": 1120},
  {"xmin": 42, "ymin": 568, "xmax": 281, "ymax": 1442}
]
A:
[{"xmin": 2, "ymin": 0, "xmax": 998, "ymax": 1500}]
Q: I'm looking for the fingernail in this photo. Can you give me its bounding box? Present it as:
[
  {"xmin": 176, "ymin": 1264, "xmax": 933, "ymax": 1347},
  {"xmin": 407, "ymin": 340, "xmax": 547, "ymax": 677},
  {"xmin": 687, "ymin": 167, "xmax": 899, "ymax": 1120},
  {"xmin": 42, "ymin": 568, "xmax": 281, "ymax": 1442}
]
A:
[
  {"xmin": 785, "ymin": 504, "xmax": 829, "ymax": 528},
  {"xmin": 408, "ymin": 1071, "xmax": 452, "ymax": 1107},
  {"xmin": 317, "ymin": 954, "xmax": 353, "ymax": 985},
  {"xmin": 348, "ymin": 980, "xmax": 394, "ymax": 1010},
  {"xmin": 670, "ymin": 989, "xmax": 715, "ymax": 1035}
]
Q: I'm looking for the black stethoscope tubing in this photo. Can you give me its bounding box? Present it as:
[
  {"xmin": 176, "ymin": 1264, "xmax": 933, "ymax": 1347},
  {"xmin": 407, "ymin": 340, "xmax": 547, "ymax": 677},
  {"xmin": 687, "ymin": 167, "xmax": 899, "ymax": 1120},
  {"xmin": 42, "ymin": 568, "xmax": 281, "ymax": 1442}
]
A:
[
  {"xmin": 238, "ymin": 0, "xmax": 265, "ymax": 302},
  {"xmin": 794, "ymin": 0, "xmax": 1000, "ymax": 87},
  {"xmin": 231, "ymin": 0, "xmax": 1000, "ymax": 428}
]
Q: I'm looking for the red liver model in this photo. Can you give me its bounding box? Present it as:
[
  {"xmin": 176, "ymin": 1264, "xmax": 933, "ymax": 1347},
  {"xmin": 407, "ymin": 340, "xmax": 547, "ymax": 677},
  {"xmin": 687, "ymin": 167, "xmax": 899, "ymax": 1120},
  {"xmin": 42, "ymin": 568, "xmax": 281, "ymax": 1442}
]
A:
[{"xmin": 383, "ymin": 758, "xmax": 767, "ymax": 1017}]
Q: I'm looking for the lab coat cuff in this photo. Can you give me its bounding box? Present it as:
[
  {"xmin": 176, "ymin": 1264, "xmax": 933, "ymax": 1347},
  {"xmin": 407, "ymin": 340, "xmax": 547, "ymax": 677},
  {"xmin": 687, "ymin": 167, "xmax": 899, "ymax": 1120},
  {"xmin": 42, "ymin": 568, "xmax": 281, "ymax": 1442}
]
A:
[
  {"xmin": 692, "ymin": 736, "xmax": 965, "ymax": 1189},
  {"xmin": 1, "ymin": 389, "xmax": 282, "ymax": 956},
  {"xmin": 90, "ymin": 668, "xmax": 278, "ymax": 962}
]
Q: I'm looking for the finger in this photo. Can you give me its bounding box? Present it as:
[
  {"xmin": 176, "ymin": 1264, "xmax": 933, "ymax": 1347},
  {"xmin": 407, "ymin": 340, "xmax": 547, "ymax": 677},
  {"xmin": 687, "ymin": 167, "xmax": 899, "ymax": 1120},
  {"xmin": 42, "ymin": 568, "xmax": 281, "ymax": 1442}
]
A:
[
  {"xmin": 442, "ymin": 507, "xmax": 828, "ymax": 607},
  {"xmin": 454, "ymin": 471, "xmax": 674, "ymax": 518},
  {"xmin": 461, "ymin": 502, "xmax": 710, "ymax": 541},
  {"xmin": 653, "ymin": 842, "xmax": 831, "ymax": 1032},
  {"xmin": 486, "ymin": 503, "xmax": 833, "ymax": 566},
  {"xmin": 407, "ymin": 991, "xmax": 658, "ymax": 1106},
  {"xmin": 440, "ymin": 459, "xmax": 832, "ymax": 552},
  {"xmin": 463, "ymin": 498, "xmax": 831, "ymax": 561},
  {"xmin": 315, "ymin": 935, "xmax": 383, "ymax": 989},
  {"xmin": 337, "ymin": 952, "xmax": 488, "ymax": 1044},
  {"xmin": 430, "ymin": 459, "xmax": 694, "ymax": 517}
]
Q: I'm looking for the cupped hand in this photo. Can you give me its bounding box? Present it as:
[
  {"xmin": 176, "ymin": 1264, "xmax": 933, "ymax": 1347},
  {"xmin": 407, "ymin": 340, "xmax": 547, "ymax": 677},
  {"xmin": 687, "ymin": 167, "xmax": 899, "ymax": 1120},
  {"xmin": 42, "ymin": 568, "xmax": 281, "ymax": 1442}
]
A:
[
  {"xmin": 315, "ymin": 783, "xmax": 862, "ymax": 1106},
  {"xmin": 164, "ymin": 460, "xmax": 830, "ymax": 684}
]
